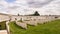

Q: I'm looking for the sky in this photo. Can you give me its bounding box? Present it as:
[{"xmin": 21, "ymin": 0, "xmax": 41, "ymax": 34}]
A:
[{"xmin": 0, "ymin": 0, "xmax": 60, "ymax": 15}]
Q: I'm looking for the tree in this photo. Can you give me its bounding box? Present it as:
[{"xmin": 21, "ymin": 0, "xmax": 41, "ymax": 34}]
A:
[
  {"xmin": 33, "ymin": 11, "xmax": 40, "ymax": 16},
  {"xmin": 18, "ymin": 13, "xmax": 20, "ymax": 16},
  {"xmin": 26, "ymin": 11, "xmax": 40, "ymax": 16}
]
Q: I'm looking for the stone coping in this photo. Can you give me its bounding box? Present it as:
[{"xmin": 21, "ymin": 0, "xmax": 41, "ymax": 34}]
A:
[{"xmin": 0, "ymin": 30, "xmax": 7, "ymax": 34}]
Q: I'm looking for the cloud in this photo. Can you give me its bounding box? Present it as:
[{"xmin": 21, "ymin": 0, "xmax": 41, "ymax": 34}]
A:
[
  {"xmin": 0, "ymin": 0, "xmax": 9, "ymax": 14},
  {"xmin": 27, "ymin": 0, "xmax": 54, "ymax": 8},
  {"xmin": 0, "ymin": 0, "xmax": 60, "ymax": 15}
]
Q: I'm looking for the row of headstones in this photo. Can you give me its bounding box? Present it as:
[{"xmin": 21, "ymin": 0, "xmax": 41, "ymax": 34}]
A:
[
  {"xmin": 15, "ymin": 18, "xmax": 56, "ymax": 29},
  {"xmin": 8, "ymin": 16, "xmax": 59, "ymax": 22},
  {"xmin": 7, "ymin": 16, "xmax": 59, "ymax": 30}
]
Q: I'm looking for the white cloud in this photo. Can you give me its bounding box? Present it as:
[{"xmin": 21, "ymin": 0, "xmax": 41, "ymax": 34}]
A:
[
  {"xmin": 27, "ymin": 0, "xmax": 54, "ymax": 8},
  {"xmin": 0, "ymin": 0, "xmax": 60, "ymax": 15}
]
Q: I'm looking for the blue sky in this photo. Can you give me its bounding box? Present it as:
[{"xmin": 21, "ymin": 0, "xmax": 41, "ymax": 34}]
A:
[{"xmin": 5, "ymin": 0, "xmax": 16, "ymax": 3}]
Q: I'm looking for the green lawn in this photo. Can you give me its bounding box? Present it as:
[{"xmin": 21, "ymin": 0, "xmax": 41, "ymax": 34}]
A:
[{"xmin": 9, "ymin": 19, "xmax": 60, "ymax": 34}]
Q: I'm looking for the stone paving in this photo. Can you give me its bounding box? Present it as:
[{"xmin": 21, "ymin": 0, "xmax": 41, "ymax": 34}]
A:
[{"xmin": 0, "ymin": 30, "xmax": 7, "ymax": 34}]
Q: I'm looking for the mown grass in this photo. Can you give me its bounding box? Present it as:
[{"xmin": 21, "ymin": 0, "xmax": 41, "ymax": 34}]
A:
[{"xmin": 9, "ymin": 19, "xmax": 60, "ymax": 34}]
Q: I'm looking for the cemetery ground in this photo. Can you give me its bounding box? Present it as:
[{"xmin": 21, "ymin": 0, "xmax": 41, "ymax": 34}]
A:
[
  {"xmin": 9, "ymin": 19, "xmax": 60, "ymax": 34},
  {"xmin": 0, "ymin": 21, "xmax": 7, "ymax": 34},
  {"xmin": 0, "ymin": 21, "xmax": 6, "ymax": 30}
]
